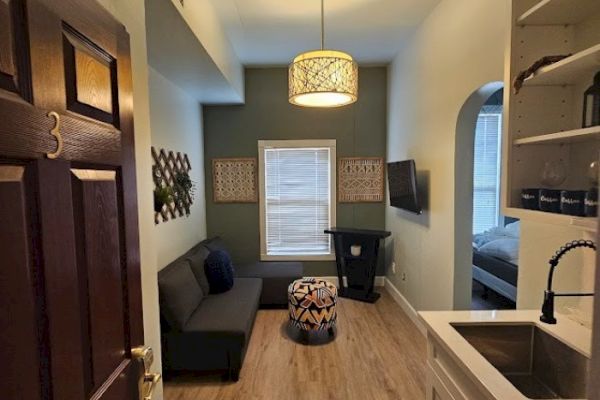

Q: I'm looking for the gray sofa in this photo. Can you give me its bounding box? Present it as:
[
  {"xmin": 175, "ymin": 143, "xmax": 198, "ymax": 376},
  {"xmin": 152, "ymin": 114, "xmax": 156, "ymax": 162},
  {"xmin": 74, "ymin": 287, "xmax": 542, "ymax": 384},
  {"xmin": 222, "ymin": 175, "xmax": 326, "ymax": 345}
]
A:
[{"xmin": 158, "ymin": 237, "xmax": 302, "ymax": 381}]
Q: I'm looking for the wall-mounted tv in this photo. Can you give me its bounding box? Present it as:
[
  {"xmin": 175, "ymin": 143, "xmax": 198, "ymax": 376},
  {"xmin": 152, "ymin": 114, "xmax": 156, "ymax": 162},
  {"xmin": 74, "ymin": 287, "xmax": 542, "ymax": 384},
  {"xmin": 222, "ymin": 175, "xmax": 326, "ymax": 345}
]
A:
[{"xmin": 387, "ymin": 160, "xmax": 422, "ymax": 214}]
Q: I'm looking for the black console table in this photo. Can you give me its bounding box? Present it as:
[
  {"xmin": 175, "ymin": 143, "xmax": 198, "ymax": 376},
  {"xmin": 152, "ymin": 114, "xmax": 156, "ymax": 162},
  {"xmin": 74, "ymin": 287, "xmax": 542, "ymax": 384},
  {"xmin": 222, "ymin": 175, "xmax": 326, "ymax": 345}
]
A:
[{"xmin": 324, "ymin": 227, "xmax": 391, "ymax": 303}]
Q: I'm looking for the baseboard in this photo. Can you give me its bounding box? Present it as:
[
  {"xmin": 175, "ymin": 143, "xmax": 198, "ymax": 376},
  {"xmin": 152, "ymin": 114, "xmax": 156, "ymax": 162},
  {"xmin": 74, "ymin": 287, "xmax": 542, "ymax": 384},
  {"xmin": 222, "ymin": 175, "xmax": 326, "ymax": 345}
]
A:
[
  {"xmin": 310, "ymin": 276, "xmax": 386, "ymax": 288},
  {"xmin": 384, "ymin": 277, "xmax": 426, "ymax": 336}
]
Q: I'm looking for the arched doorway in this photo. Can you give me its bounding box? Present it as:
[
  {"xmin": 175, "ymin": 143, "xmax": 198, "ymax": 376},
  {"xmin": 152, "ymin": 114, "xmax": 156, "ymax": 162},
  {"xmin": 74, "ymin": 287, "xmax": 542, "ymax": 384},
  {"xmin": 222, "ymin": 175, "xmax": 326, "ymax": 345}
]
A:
[{"xmin": 453, "ymin": 81, "xmax": 506, "ymax": 310}]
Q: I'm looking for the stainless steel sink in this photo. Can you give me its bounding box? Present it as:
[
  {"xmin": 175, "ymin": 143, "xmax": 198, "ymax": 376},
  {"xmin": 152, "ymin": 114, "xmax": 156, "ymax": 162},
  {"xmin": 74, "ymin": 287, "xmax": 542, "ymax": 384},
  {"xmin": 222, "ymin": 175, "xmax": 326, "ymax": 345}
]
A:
[{"xmin": 452, "ymin": 323, "xmax": 590, "ymax": 399}]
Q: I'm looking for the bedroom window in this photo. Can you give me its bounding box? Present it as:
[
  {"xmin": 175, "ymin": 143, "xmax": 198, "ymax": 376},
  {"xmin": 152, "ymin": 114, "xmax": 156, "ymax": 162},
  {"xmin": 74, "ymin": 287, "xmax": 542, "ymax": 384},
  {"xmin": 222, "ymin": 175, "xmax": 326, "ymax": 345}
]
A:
[
  {"xmin": 473, "ymin": 104, "xmax": 503, "ymax": 234},
  {"xmin": 258, "ymin": 140, "xmax": 336, "ymax": 261}
]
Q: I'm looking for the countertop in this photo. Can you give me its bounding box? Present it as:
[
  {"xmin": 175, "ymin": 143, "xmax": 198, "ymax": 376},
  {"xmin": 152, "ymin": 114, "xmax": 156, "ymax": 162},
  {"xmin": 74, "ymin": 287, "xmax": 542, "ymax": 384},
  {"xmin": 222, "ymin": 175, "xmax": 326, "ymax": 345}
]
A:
[{"xmin": 419, "ymin": 309, "xmax": 592, "ymax": 400}]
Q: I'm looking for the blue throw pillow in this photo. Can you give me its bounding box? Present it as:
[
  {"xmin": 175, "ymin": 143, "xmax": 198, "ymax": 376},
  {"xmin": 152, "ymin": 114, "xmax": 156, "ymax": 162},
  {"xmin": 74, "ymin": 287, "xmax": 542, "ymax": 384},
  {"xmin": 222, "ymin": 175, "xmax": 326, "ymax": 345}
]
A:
[{"xmin": 204, "ymin": 250, "xmax": 234, "ymax": 294}]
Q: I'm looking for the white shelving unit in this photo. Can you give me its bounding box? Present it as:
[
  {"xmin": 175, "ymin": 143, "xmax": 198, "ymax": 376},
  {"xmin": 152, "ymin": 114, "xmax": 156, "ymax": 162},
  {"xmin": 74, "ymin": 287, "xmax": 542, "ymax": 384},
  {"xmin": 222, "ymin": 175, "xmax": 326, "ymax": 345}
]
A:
[
  {"xmin": 517, "ymin": 0, "xmax": 599, "ymax": 26},
  {"xmin": 523, "ymin": 44, "xmax": 600, "ymax": 87},
  {"xmin": 503, "ymin": 0, "xmax": 600, "ymax": 230},
  {"xmin": 514, "ymin": 126, "xmax": 600, "ymax": 146},
  {"xmin": 504, "ymin": 208, "xmax": 597, "ymax": 232}
]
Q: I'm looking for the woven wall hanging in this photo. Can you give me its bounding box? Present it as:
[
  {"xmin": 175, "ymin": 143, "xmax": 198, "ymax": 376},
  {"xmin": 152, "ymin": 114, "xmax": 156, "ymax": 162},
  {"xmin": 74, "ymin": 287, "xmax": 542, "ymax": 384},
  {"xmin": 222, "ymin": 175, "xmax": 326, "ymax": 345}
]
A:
[
  {"xmin": 212, "ymin": 158, "xmax": 258, "ymax": 203},
  {"xmin": 338, "ymin": 157, "xmax": 385, "ymax": 203}
]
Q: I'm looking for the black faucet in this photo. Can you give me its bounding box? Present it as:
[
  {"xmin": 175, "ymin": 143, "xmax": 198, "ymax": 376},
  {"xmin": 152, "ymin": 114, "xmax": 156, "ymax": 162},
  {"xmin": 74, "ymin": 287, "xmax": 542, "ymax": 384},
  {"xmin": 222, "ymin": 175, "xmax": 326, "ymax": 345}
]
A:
[{"xmin": 540, "ymin": 239, "xmax": 596, "ymax": 324}]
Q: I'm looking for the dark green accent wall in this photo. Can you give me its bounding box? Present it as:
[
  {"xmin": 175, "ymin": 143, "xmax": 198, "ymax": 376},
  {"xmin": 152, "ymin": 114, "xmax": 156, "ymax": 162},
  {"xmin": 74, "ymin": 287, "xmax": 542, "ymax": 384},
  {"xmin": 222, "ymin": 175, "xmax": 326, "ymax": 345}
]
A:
[{"xmin": 203, "ymin": 67, "xmax": 387, "ymax": 276}]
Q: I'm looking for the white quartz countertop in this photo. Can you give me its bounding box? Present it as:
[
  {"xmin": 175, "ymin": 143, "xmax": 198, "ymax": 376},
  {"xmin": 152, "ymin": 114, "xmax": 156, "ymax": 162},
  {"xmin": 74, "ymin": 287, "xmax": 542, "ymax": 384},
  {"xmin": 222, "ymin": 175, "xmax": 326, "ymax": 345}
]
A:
[{"xmin": 419, "ymin": 310, "xmax": 592, "ymax": 400}]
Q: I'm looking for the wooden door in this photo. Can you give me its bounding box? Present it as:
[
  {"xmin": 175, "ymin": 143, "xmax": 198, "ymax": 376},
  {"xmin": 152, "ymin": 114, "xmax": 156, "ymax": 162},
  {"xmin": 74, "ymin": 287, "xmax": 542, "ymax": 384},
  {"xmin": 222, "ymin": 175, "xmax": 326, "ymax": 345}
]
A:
[{"xmin": 0, "ymin": 0, "xmax": 146, "ymax": 399}]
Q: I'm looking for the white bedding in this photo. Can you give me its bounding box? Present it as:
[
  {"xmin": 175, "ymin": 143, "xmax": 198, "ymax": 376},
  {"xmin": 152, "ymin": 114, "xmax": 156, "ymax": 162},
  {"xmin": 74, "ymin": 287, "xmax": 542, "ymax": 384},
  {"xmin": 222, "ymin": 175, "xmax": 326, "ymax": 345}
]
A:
[{"xmin": 473, "ymin": 221, "xmax": 520, "ymax": 264}]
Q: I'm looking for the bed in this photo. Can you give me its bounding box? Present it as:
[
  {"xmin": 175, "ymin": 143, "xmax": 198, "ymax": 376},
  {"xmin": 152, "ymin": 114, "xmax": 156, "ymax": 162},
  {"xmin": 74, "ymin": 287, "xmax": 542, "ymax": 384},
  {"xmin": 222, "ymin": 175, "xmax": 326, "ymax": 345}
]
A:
[{"xmin": 472, "ymin": 221, "xmax": 520, "ymax": 303}]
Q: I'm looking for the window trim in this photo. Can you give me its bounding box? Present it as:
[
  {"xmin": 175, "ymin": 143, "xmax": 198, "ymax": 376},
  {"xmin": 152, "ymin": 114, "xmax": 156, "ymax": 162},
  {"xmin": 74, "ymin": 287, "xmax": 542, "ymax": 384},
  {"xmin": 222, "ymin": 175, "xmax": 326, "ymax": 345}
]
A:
[{"xmin": 258, "ymin": 139, "xmax": 337, "ymax": 261}]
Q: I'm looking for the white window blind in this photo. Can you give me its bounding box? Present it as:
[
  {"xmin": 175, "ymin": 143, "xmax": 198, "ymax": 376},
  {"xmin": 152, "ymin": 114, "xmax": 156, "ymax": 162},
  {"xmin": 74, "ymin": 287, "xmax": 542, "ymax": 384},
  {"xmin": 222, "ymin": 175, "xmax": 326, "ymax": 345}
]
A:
[
  {"xmin": 259, "ymin": 141, "xmax": 336, "ymax": 260},
  {"xmin": 473, "ymin": 106, "xmax": 502, "ymax": 234}
]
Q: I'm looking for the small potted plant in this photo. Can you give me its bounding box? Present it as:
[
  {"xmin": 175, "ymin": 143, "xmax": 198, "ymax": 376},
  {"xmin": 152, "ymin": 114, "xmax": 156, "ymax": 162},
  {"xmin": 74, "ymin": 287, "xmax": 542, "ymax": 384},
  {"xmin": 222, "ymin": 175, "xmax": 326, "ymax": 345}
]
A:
[
  {"xmin": 154, "ymin": 186, "xmax": 173, "ymax": 213},
  {"xmin": 173, "ymin": 171, "xmax": 196, "ymax": 215}
]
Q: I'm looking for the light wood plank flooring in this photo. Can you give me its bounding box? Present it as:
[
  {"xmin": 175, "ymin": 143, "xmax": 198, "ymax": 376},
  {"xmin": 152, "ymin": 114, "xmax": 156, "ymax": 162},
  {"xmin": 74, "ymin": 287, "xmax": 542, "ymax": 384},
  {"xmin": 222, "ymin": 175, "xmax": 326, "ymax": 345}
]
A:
[{"xmin": 164, "ymin": 291, "xmax": 426, "ymax": 400}]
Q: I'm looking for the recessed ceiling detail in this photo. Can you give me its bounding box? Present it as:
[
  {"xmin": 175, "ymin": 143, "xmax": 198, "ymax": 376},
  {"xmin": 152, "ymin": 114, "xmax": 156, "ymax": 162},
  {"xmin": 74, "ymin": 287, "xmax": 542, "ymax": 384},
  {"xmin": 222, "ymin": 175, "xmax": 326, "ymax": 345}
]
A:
[{"xmin": 209, "ymin": 0, "xmax": 441, "ymax": 65}]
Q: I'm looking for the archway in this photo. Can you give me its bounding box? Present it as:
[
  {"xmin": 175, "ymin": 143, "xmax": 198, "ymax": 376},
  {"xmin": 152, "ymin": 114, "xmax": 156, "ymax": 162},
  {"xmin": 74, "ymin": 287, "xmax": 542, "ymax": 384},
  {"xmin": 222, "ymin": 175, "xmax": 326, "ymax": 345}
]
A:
[{"xmin": 453, "ymin": 81, "xmax": 504, "ymax": 310}]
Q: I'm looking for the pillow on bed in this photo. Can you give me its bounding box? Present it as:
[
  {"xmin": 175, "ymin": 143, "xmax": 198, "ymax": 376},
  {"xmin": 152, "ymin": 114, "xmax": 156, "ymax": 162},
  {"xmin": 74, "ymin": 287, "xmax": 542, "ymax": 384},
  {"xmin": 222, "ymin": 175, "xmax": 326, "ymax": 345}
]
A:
[
  {"xmin": 504, "ymin": 221, "xmax": 520, "ymax": 238},
  {"xmin": 478, "ymin": 238, "xmax": 519, "ymax": 264},
  {"xmin": 473, "ymin": 222, "xmax": 521, "ymax": 249}
]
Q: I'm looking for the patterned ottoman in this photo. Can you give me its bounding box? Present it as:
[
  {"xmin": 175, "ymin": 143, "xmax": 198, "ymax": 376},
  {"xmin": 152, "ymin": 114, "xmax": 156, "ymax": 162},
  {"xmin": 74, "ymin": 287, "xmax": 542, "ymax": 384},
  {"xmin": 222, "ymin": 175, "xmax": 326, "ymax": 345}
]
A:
[{"xmin": 288, "ymin": 278, "xmax": 337, "ymax": 335}]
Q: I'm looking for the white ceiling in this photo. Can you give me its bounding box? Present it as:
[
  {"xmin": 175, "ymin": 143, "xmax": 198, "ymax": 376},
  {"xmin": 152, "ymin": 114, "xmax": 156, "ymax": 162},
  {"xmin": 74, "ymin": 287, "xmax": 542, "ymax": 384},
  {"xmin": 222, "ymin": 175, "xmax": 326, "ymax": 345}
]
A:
[{"xmin": 209, "ymin": 0, "xmax": 441, "ymax": 65}]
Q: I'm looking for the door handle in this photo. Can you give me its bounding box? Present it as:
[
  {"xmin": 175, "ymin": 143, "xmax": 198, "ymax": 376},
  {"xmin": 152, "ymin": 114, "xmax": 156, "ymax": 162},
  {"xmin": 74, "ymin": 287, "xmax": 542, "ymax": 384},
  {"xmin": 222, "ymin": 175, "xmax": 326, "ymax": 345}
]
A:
[
  {"xmin": 132, "ymin": 346, "xmax": 162, "ymax": 400},
  {"xmin": 142, "ymin": 373, "xmax": 161, "ymax": 400}
]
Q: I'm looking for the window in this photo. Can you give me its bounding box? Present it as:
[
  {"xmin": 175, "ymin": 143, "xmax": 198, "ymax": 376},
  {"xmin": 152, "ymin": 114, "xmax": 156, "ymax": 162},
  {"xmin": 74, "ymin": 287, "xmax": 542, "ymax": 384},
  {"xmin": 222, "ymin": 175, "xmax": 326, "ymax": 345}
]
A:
[
  {"xmin": 473, "ymin": 105, "xmax": 503, "ymax": 234},
  {"xmin": 258, "ymin": 140, "xmax": 336, "ymax": 261}
]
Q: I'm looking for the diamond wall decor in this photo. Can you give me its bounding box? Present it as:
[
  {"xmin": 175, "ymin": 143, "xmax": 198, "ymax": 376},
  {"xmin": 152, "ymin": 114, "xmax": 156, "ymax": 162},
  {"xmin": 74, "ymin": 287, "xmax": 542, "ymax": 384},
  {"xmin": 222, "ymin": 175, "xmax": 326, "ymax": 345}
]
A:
[{"xmin": 212, "ymin": 158, "xmax": 258, "ymax": 203}]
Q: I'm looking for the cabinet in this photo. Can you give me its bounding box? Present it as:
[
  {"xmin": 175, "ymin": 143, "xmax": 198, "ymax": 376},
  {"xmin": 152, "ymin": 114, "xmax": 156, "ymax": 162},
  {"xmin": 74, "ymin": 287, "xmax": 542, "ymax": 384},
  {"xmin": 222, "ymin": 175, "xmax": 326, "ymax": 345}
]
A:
[{"xmin": 502, "ymin": 0, "xmax": 600, "ymax": 230}]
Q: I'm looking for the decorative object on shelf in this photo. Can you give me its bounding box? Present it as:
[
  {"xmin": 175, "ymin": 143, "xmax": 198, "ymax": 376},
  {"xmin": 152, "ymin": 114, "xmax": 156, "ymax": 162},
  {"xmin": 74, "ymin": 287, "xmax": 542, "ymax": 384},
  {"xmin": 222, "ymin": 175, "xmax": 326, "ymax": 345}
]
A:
[
  {"xmin": 540, "ymin": 160, "xmax": 567, "ymax": 188},
  {"xmin": 350, "ymin": 244, "xmax": 362, "ymax": 257},
  {"xmin": 560, "ymin": 190, "xmax": 586, "ymax": 216},
  {"xmin": 583, "ymin": 71, "xmax": 600, "ymax": 128},
  {"xmin": 539, "ymin": 189, "xmax": 561, "ymax": 213},
  {"xmin": 586, "ymin": 161, "xmax": 599, "ymax": 217},
  {"xmin": 338, "ymin": 157, "xmax": 385, "ymax": 203},
  {"xmin": 151, "ymin": 147, "xmax": 193, "ymax": 224},
  {"xmin": 588, "ymin": 160, "xmax": 599, "ymax": 186},
  {"xmin": 585, "ymin": 188, "xmax": 598, "ymax": 217},
  {"xmin": 521, "ymin": 188, "xmax": 541, "ymax": 210},
  {"xmin": 153, "ymin": 186, "xmax": 173, "ymax": 213},
  {"xmin": 212, "ymin": 158, "xmax": 258, "ymax": 203},
  {"xmin": 513, "ymin": 54, "xmax": 571, "ymax": 95},
  {"xmin": 288, "ymin": 0, "xmax": 358, "ymax": 108}
]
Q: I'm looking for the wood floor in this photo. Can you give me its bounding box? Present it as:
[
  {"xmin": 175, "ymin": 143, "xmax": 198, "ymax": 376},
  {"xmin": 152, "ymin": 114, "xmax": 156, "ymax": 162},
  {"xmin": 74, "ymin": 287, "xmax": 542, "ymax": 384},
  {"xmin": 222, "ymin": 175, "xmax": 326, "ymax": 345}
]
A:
[{"xmin": 163, "ymin": 290, "xmax": 427, "ymax": 400}]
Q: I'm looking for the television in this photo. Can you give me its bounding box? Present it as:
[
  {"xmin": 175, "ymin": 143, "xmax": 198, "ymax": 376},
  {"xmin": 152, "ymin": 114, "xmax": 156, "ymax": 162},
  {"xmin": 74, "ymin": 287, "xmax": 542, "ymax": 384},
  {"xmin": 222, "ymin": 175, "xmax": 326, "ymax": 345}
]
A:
[{"xmin": 387, "ymin": 160, "xmax": 422, "ymax": 214}]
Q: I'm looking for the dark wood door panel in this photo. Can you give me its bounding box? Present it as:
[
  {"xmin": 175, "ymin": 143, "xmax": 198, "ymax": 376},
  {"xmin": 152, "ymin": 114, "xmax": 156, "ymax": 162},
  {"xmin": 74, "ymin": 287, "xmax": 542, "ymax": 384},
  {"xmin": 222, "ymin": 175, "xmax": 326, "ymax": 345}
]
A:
[
  {"xmin": 0, "ymin": 1, "xmax": 143, "ymax": 398},
  {"xmin": 27, "ymin": 0, "xmax": 121, "ymax": 128},
  {"xmin": 37, "ymin": 0, "xmax": 120, "ymax": 59},
  {"xmin": 0, "ymin": 97, "xmax": 121, "ymax": 164},
  {"xmin": 63, "ymin": 23, "xmax": 119, "ymax": 126},
  {"xmin": 91, "ymin": 360, "xmax": 140, "ymax": 400},
  {"xmin": 0, "ymin": 0, "xmax": 32, "ymax": 99},
  {"xmin": 35, "ymin": 159, "xmax": 87, "ymax": 400},
  {"xmin": 71, "ymin": 168, "xmax": 127, "ymax": 394},
  {"xmin": 0, "ymin": 164, "xmax": 41, "ymax": 400}
]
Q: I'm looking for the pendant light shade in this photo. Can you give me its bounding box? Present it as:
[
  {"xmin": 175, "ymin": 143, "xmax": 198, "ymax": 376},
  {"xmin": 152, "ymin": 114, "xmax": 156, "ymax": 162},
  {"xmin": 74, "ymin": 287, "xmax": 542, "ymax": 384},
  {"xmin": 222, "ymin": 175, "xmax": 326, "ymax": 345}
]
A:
[{"xmin": 288, "ymin": 1, "xmax": 358, "ymax": 108}]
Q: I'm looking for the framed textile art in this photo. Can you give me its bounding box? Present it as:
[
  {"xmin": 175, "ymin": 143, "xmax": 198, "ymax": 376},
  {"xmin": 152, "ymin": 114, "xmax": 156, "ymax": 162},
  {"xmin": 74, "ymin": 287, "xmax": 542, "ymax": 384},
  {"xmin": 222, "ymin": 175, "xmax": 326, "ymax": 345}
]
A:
[
  {"xmin": 212, "ymin": 158, "xmax": 258, "ymax": 203},
  {"xmin": 338, "ymin": 157, "xmax": 385, "ymax": 203}
]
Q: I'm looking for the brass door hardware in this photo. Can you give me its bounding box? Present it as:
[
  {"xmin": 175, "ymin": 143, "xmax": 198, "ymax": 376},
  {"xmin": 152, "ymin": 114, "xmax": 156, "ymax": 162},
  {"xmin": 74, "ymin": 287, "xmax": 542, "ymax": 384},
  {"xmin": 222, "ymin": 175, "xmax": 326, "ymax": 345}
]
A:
[
  {"xmin": 46, "ymin": 111, "xmax": 63, "ymax": 159},
  {"xmin": 132, "ymin": 346, "xmax": 161, "ymax": 400},
  {"xmin": 141, "ymin": 373, "xmax": 161, "ymax": 400}
]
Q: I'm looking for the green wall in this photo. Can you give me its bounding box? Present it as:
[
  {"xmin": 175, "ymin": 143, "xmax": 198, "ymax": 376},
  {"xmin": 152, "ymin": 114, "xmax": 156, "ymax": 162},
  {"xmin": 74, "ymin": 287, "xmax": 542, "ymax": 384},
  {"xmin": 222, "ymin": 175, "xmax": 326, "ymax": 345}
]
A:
[{"xmin": 203, "ymin": 67, "xmax": 387, "ymax": 276}]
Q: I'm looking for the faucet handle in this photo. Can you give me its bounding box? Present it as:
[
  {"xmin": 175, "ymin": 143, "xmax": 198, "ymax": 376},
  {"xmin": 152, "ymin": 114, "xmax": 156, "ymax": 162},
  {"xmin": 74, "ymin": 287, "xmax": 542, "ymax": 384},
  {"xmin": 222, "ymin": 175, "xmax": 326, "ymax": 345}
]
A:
[{"xmin": 540, "ymin": 290, "xmax": 557, "ymax": 324}]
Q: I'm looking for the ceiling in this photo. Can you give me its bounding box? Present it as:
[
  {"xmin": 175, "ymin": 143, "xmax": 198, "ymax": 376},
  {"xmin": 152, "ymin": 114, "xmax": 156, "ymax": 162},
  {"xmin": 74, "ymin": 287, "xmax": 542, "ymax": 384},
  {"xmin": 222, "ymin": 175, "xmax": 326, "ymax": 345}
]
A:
[
  {"xmin": 146, "ymin": 0, "xmax": 243, "ymax": 103},
  {"xmin": 209, "ymin": 0, "xmax": 441, "ymax": 65}
]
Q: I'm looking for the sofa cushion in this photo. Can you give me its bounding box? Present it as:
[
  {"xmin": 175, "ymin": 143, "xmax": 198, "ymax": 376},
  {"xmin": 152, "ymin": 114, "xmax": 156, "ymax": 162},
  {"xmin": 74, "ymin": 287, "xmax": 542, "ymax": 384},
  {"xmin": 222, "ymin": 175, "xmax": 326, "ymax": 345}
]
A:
[
  {"xmin": 203, "ymin": 236, "xmax": 228, "ymax": 253},
  {"xmin": 235, "ymin": 261, "xmax": 303, "ymax": 278},
  {"xmin": 158, "ymin": 259, "xmax": 204, "ymax": 330},
  {"xmin": 185, "ymin": 246, "xmax": 211, "ymax": 294},
  {"xmin": 235, "ymin": 261, "xmax": 303, "ymax": 306},
  {"xmin": 205, "ymin": 250, "xmax": 235, "ymax": 294},
  {"xmin": 183, "ymin": 278, "xmax": 262, "ymax": 343}
]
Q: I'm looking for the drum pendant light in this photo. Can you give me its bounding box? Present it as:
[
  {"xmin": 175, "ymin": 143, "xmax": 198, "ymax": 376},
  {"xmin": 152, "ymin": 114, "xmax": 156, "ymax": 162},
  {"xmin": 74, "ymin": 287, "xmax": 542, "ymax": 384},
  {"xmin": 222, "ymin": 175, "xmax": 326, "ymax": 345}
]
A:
[{"xmin": 288, "ymin": 0, "xmax": 358, "ymax": 108}]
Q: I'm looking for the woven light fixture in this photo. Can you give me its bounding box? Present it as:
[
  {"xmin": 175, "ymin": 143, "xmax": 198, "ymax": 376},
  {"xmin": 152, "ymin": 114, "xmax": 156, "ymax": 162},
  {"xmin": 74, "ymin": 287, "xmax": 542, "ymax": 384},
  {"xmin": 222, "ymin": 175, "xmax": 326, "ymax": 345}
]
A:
[{"xmin": 289, "ymin": 0, "xmax": 358, "ymax": 108}]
